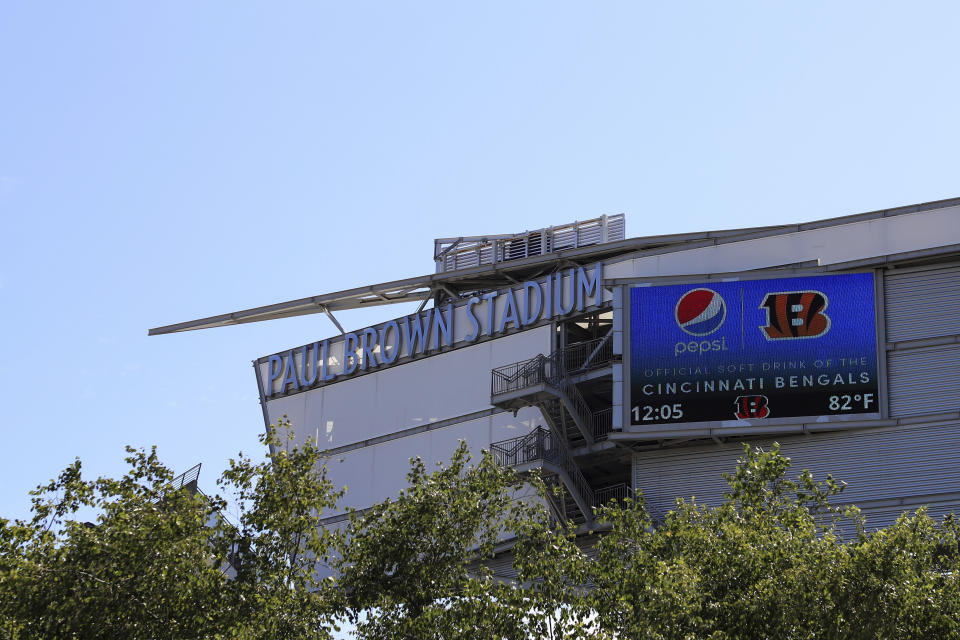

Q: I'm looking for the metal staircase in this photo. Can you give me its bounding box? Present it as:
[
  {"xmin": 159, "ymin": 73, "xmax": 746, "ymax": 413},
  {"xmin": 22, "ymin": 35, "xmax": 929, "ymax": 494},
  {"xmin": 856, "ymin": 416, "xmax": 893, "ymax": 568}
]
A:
[
  {"xmin": 490, "ymin": 428, "xmax": 635, "ymax": 526},
  {"xmin": 490, "ymin": 335, "xmax": 614, "ymax": 446},
  {"xmin": 489, "ymin": 334, "xmax": 620, "ymax": 526},
  {"xmin": 490, "ymin": 427, "xmax": 595, "ymax": 524}
]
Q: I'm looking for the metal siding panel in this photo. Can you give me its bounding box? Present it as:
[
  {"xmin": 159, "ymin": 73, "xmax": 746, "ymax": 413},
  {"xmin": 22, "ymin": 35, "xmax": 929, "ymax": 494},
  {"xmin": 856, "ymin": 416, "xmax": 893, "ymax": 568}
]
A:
[
  {"xmin": 887, "ymin": 344, "xmax": 960, "ymax": 417},
  {"xmin": 634, "ymin": 444, "xmax": 742, "ymax": 520},
  {"xmin": 884, "ymin": 265, "xmax": 960, "ymax": 342},
  {"xmin": 634, "ymin": 421, "xmax": 960, "ymax": 524}
]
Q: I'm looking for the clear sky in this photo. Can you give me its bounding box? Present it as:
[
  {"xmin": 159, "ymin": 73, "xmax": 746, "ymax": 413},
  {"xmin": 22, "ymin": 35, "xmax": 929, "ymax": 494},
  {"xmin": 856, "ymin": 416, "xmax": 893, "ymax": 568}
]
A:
[{"xmin": 2, "ymin": 2, "xmax": 959, "ymax": 522}]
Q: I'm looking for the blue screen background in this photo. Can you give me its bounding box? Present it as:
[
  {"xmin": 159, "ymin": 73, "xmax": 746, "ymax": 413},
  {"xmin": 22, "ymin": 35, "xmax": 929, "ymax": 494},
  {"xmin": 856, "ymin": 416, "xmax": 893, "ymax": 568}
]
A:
[{"xmin": 629, "ymin": 273, "xmax": 879, "ymax": 424}]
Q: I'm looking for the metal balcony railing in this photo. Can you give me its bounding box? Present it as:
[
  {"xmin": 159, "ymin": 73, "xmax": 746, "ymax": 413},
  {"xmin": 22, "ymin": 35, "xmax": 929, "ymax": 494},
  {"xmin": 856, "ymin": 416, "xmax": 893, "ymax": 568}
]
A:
[
  {"xmin": 491, "ymin": 335, "xmax": 614, "ymax": 398},
  {"xmin": 491, "ymin": 354, "xmax": 556, "ymax": 396},
  {"xmin": 490, "ymin": 427, "xmax": 595, "ymax": 513},
  {"xmin": 491, "ymin": 336, "xmax": 616, "ymax": 442},
  {"xmin": 491, "ymin": 426, "xmax": 557, "ymax": 468},
  {"xmin": 591, "ymin": 408, "xmax": 612, "ymax": 439},
  {"xmin": 555, "ymin": 335, "xmax": 613, "ymax": 374},
  {"xmin": 594, "ymin": 483, "xmax": 635, "ymax": 507},
  {"xmin": 170, "ymin": 463, "xmax": 201, "ymax": 492},
  {"xmin": 492, "ymin": 430, "xmax": 636, "ymax": 518}
]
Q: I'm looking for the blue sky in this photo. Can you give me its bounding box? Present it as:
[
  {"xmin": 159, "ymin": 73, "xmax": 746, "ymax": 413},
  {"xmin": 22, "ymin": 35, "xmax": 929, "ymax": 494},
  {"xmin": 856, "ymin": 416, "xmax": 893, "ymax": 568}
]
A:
[{"xmin": 2, "ymin": 2, "xmax": 959, "ymax": 522}]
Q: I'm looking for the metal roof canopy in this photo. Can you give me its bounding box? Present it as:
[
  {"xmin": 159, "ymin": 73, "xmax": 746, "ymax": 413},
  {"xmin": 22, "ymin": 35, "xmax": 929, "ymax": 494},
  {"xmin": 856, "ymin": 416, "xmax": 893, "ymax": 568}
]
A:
[
  {"xmin": 148, "ymin": 228, "xmax": 774, "ymax": 336},
  {"xmin": 147, "ymin": 196, "xmax": 960, "ymax": 336}
]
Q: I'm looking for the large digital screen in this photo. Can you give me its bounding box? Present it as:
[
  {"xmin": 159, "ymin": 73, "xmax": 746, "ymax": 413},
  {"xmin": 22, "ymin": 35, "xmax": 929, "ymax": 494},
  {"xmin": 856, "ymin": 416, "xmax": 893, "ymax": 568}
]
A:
[{"xmin": 628, "ymin": 273, "xmax": 879, "ymax": 426}]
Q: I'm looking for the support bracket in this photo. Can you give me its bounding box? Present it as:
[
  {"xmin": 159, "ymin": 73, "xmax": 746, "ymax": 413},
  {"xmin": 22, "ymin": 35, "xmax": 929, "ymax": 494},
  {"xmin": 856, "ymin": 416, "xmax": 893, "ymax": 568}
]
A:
[{"xmin": 318, "ymin": 304, "xmax": 347, "ymax": 336}]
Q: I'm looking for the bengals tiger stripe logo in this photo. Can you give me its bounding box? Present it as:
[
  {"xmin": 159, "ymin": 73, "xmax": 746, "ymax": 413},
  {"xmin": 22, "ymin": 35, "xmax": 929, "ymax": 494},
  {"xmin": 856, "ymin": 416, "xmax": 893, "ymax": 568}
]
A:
[
  {"xmin": 759, "ymin": 291, "xmax": 831, "ymax": 340},
  {"xmin": 734, "ymin": 395, "xmax": 770, "ymax": 419}
]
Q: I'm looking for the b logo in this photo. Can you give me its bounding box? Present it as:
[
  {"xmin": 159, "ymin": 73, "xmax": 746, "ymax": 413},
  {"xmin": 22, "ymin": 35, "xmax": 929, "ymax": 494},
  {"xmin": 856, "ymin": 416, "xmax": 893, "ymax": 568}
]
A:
[
  {"xmin": 734, "ymin": 395, "xmax": 770, "ymax": 419},
  {"xmin": 676, "ymin": 288, "xmax": 727, "ymax": 336},
  {"xmin": 760, "ymin": 291, "xmax": 830, "ymax": 340}
]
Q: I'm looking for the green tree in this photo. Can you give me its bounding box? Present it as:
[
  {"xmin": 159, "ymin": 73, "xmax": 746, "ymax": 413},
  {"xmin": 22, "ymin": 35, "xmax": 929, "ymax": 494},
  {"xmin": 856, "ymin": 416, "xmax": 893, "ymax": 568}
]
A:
[
  {"xmin": 5, "ymin": 429, "xmax": 960, "ymax": 640},
  {"xmin": 216, "ymin": 420, "xmax": 344, "ymax": 639},
  {"xmin": 0, "ymin": 446, "xmax": 228, "ymax": 639},
  {"xmin": 833, "ymin": 508, "xmax": 960, "ymax": 638},
  {"xmin": 581, "ymin": 443, "xmax": 960, "ymax": 639},
  {"xmin": 333, "ymin": 442, "xmax": 591, "ymax": 640},
  {"xmin": 0, "ymin": 419, "xmax": 342, "ymax": 640}
]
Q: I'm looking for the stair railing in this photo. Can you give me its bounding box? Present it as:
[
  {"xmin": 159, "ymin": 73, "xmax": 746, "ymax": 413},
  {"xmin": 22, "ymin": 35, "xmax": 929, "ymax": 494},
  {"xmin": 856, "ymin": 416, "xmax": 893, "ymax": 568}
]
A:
[
  {"xmin": 492, "ymin": 334, "xmax": 614, "ymax": 398},
  {"xmin": 554, "ymin": 334, "xmax": 613, "ymax": 374},
  {"xmin": 490, "ymin": 427, "xmax": 595, "ymax": 516},
  {"xmin": 491, "ymin": 354, "xmax": 554, "ymax": 396},
  {"xmin": 492, "ymin": 334, "xmax": 617, "ymax": 442},
  {"xmin": 594, "ymin": 482, "xmax": 635, "ymax": 507},
  {"xmin": 554, "ymin": 380, "xmax": 594, "ymax": 439},
  {"xmin": 591, "ymin": 408, "xmax": 613, "ymax": 439}
]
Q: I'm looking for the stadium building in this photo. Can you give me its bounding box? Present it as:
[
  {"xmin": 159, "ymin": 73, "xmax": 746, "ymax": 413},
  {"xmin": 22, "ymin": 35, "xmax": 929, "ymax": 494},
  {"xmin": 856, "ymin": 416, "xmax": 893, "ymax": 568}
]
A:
[{"xmin": 151, "ymin": 198, "xmax": 960, "ymax": 549}]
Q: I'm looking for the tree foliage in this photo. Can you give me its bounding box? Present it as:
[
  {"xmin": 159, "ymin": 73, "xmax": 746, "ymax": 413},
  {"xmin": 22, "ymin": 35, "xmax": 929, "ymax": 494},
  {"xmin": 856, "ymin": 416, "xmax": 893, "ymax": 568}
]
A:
[
  {"xmin": 3, "ymin": 429, "xmax": 960, "ymax": 640},
  {"xmin": 579, "ymin": 444, "xmax": 960, "ymax": 639},
  {"xmin": 0, "ymin": 419, "xmax": 342, "ymax": 640},
  {"xmin": 338, "ymin": 442, "xmax": 960, "ymax": 639},
  {"xmin": 0, "ymin": 447, "xmax": 227, "ymax": 639},
  {"xmin": 333, "ymin": 441, "xmax": 591, "ymax": 639}
]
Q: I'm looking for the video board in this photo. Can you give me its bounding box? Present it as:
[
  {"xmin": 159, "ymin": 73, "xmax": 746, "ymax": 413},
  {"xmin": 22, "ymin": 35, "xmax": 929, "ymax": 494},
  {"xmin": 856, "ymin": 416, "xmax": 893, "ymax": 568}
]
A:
[{"xmin": 628, "ymin": 273, "xmax": 880, "ymax": 426}]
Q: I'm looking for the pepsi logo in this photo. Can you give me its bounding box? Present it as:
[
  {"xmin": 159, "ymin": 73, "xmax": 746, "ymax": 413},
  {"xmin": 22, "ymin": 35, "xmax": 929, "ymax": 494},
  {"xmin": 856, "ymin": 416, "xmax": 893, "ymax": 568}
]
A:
[{"xmin": 675, "ymin": 288, "xmax": 727, "ymax": 336}]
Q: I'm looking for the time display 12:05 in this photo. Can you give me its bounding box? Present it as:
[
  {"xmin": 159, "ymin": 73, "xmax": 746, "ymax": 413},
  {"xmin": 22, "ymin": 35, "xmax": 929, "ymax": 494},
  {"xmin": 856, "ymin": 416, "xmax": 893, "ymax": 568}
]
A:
[{"xmin": 632, "ymin": 404, "xmax": 684, "ymax": 422}]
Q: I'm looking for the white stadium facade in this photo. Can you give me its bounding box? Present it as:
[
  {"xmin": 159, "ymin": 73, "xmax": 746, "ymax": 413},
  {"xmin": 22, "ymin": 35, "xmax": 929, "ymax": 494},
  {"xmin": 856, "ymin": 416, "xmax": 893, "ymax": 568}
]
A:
[{"xmin": 151, "ymin": 197, "xmax": 960, "ymax": 554}]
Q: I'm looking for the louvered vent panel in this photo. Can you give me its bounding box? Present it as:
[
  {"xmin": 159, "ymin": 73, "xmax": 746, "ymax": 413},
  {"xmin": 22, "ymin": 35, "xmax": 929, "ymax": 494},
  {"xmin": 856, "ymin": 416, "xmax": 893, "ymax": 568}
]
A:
[
  {"xmin": 887, "ymin": 345, "xmax": 960, "ymax": 417},
  {"xmin": 434, "ymin": 214, "xmax": 625, "ymax": 273},
  {"xmin": 634, "ymin": 421, "xmax": 960, "ymax": 525},
  {"xmin": 553, "ymin": 228, "xmax": 577, "ymax": 250},
  {"xmin": 885, "ymin": 265, "xmax": 960, "ymax": 342},
  {"xmin": 608, "ymin": 215, "xmax": 626, "ymax": 242},
  {"xmin": 578, "ymin": 224, "xmax": 602, "ymax": 246}
]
